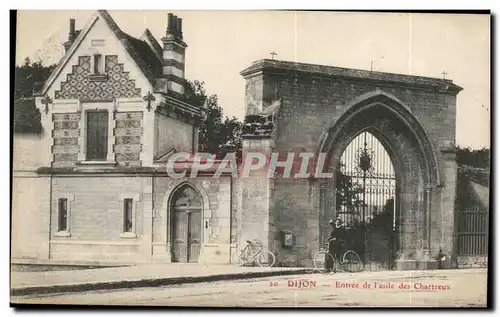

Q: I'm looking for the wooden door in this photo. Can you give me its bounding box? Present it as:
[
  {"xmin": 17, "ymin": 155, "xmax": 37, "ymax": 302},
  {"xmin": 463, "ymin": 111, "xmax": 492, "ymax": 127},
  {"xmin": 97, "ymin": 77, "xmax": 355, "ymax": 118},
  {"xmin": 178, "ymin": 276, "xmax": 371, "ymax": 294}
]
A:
[
  {"xmin": 170, "ymin": 185, "xmax": 203, "ymax": 263},
  {"xmin": 171, "ymin": 210, "xmax": 188, "ymax": 262},
  {"xmin": 188, "ymin": 210, "xmax": 202, "ymax": 263}
]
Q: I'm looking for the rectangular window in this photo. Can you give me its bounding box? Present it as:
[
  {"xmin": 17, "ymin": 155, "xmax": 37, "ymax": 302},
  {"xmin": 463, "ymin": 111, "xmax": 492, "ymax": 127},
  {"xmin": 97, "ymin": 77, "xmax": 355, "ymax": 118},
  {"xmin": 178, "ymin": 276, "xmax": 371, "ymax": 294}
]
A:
[
  {"xmin": 93, "ymin": 54, "xmax": 102, "ymax": 74},
  {"xmin": 86, "ymin": 111, "xmax": 109, "ymax": 161},
  {"xmin": 123, "ymin": 198, "xmax": 133, "ymax": 233},
  {"xmin": 58, "ymin": 198, "xmax": 68, "ymax": 232}
]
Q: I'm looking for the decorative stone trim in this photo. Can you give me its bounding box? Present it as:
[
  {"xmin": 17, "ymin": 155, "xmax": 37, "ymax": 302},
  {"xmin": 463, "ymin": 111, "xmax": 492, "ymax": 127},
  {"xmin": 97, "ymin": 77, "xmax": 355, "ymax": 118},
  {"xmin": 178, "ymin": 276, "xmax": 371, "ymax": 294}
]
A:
[
  {"xmin": 54, "ymin": 231, "xmax": 71, "ymax": 237},
  {"xmin": 49, "ymin": 240, "xmax": 140, "ymax": 246},
  {"xmin": 114, "ymin": 110, "xmax": 144, "ymax": 167},
  {"xmin": 54, "ymin": 55, "xmax": 142, "ymax": 100},
  {"xmin": 77, "ymin": 161, "xmax": 117, "ymax": 166},
  {"xmin": 51, "ymin": 99, "xmax": 80, "ymax": 113},
  {"xmin": 240, "ymin": 59, "xmax": 463, "ymax": 94},
  {"xmin": 116, "ymin": 97, "xmax": 146, "ymax": 112},
  {"xmin": 88, "ymin": 74, "xmax": 108, "ymax": 82},
  {"xmin": 120, "ymin": 232, "xmax": 137, "ymax": 239}
]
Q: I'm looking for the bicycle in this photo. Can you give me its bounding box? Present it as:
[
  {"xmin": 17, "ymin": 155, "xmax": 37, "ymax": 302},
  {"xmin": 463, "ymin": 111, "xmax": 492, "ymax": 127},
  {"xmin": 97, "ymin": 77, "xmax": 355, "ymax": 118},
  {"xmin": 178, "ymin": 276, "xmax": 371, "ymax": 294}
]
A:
[
  {"xmin": 312, "ymin": 238, "xmax": 363, "ymax": 273},
  {"xmin": 238, "ymin": 239, "xmax": 276, "ymax": 267}
]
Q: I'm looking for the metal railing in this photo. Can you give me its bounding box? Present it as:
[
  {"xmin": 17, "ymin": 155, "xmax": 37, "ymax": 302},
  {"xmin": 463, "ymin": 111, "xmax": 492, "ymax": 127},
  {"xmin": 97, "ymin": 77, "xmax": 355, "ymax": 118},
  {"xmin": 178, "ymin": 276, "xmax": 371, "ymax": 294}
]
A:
[{"xmin": 456, "ymin": 207, "xmax": 489, "ymax": 256}]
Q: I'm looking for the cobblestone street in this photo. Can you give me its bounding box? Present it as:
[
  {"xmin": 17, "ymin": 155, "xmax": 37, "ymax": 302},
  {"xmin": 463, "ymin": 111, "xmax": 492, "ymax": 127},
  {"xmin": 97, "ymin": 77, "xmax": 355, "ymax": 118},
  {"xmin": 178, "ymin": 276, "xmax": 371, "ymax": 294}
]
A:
[{"xmin": 11, "ymin": 269, "xmax": 488, "ymax": 307}]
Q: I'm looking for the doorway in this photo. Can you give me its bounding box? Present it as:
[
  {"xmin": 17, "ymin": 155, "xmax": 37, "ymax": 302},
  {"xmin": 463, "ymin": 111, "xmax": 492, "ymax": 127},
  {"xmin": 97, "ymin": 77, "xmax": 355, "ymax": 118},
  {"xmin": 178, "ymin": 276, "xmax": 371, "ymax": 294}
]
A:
[
  {"xmin": 170, "ymin": 184, "xmax": 203, "ymax": 263},
  {"xmin": 335, "ymin": 131, "xmax": 399, "ymax": 270}
]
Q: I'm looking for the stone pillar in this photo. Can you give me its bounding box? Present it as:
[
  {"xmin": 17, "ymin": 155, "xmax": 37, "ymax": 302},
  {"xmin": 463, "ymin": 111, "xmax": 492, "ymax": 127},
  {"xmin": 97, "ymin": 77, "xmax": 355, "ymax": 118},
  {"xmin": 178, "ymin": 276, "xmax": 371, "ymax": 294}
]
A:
[
  {"xmin": 439, "ymin": 147, "xmax": 458, "ymax": 268},
  {"xmin": 417, "ymin": 184, "xmax": 438, "ymax": 269},
  {"xmin": 316, "ymin": 179, "xmax": 335, "ymax": 252},
  {"xmin": 239, "ymin": 136, "xmax": 273, "ymax": 253},
  {"xmin": 395, "ymin": 190, "xmax": 419, "ymax": 270}
]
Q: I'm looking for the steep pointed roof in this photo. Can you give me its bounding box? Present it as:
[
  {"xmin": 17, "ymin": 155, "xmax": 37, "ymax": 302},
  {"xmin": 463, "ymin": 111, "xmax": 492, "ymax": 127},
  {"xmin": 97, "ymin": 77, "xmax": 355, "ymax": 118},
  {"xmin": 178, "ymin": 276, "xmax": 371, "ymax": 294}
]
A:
[
  {"xmin": 97, "ymin": 10, "xmax": 162, "ymax": 85},
  {"xmin": 141, "ymin": 28, "xmax": 163, "ymax": 59},
  {"xmin": 41, "ymin": 10, "xmax": 163, "ymax": 95}
]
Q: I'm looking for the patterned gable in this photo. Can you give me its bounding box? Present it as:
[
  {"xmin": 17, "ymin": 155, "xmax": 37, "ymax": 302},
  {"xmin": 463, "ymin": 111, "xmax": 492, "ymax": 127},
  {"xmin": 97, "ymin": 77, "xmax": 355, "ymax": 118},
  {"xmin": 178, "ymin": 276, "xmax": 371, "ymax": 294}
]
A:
[{"xmin": 54, "ymin": 55, "xmax": 141, "ymax": 100}]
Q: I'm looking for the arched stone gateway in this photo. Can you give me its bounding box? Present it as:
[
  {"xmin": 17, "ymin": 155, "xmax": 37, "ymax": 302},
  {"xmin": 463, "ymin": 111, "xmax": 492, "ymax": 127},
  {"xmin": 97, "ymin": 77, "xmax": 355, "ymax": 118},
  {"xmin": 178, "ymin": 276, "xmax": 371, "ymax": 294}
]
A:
[
  {"xmin": 317, "ymin": 91, "xmax": 442, "ymax": 270},
  {"xmin": 240, "ymin": 59, "xmax": 462, "ymax": 270}
]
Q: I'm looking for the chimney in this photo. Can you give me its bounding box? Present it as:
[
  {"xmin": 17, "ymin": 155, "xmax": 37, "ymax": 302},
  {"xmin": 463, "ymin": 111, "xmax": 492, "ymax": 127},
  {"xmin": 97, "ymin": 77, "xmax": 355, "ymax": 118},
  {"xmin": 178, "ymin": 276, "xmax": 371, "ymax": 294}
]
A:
[
  {"xmin": 161, "ymin": 13, "xmax": 187, "ymax": 98},
  {"xmin": 63, "ymin": 19, "xmax": 77, "ymax": 53}
]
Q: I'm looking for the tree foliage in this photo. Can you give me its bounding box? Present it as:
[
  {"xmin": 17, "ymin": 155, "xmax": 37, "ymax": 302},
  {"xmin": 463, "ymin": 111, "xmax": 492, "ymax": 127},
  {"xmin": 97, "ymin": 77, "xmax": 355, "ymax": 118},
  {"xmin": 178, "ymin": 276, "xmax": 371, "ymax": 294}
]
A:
[
  {"xmin": 455, "ymin": 146, "xmax": 490, "ymax": 169},
  {"xmin": 335, "ymin": 162, "xmax": 366, "ymax": 213},
  {"xmin": 185, "ymin": 80, "xmax": 242, "ymax": 161},
  {"xmin": 13, "ymin": 58, "xmax": 56, "ymax": 134},
  {"xmin": 370, "ymin": 197, "xmax": 395, "ymax": 231},
  {"xmin": 13, "ymin": 98, "xmax": 42, "ymax": 134},
  {"xmin": 14, "ymin": 57, "xmax": 56, "ymax": 99}
]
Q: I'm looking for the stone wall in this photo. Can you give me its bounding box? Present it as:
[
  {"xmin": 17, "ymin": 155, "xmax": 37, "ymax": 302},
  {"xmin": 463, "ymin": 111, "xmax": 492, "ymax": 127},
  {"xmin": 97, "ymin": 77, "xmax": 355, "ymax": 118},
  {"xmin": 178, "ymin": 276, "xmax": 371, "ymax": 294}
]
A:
[
  {"xmin": 52, "ymin": 113, "xmax": 81, "ymax": 167},
  {"xmin": 241, "ymin": 60, "xmax": 460, "ymax": 268},
  {"xmin": 12, "ymin": 176, "xmax": 51, "ymax": 260},
  {"xmin": 50, "ymin": 175, "xmax": 153, "ymax": 263},
  {"xmin": 114, "ymin": 111, "xmax": 143, "ymax": 166},
  {"xmin": 272, "ymin": 178, "xmax": 318, "ymax": 267},
  {"xmin": 154, "ymin": 112, "xmax": 194, "ymax": 158},
  {"xmin": 250, "ymin": 72, "xmax": 456, "ymax": 156},
  {"xmin": 13, "ymin": 171, "xmax": 236, "ymax": 265},
  {"xmin": 12, "ymin": 135, "xmax": 51, "ymax": 261},
  {"xmin": 152, "ymin": 175, "xmax": 233, "ymax": 264}
]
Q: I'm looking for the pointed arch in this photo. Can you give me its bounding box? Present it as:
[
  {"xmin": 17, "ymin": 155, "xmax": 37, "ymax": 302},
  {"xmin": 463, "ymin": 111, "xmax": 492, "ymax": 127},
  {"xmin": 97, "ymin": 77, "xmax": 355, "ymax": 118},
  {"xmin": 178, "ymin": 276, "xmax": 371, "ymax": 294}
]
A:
[
  {"xmin": 163, "ymin": 181, "xmax": 211, "ymax": 263},
  {"xmin": 165, "ymin": 181, "xmax": 211, "ymax": 220},
  {"xmin": 318, "ymin": 90, "xmax": 441, "ymax": 186}
]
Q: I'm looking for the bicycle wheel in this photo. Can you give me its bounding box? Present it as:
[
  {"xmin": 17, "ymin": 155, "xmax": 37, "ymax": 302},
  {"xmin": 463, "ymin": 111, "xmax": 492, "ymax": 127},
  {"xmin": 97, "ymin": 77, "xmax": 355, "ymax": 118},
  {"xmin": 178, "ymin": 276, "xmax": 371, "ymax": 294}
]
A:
[
  {"xmin": 342, "ymin": 250, "xmax": 363, "ymax": 272},
  {"xmin": 313, "ymin": 251, "xmax": 335, "ymax": 273},
  {"xmin": 257, "ymin": 250, "xmax": 276, "ymax": 267}
]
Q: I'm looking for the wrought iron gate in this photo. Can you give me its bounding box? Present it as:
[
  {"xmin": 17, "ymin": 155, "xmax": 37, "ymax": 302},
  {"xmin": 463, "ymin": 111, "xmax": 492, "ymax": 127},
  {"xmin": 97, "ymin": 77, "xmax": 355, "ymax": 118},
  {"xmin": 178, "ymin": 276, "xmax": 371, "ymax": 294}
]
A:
[
  {"xmin": 456, "ymin": 207, "xmax": 488, "ymax": 256},
  {"xmin": 335, "ymin": 131, "xmax": 398, "ymax": 270}
]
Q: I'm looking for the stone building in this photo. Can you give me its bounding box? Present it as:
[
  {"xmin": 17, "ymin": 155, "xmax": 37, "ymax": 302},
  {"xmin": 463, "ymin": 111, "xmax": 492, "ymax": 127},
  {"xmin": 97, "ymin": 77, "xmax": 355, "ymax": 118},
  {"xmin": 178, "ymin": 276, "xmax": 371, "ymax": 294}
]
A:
[
  {"xmin": 12, "ymin": 10, "xmax": 467, "ymax": 270},
  {"xmin": 12, "ymin": 10, "xmax": 237, "ymax": 266}
]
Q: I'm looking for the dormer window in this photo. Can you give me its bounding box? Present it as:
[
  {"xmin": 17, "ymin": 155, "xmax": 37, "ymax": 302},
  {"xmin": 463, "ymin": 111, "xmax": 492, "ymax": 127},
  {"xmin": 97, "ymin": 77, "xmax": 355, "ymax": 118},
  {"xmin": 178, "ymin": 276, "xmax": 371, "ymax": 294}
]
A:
[{"xmin": 93, "ymin": 54, "xmax": 103, "ymax": 74}]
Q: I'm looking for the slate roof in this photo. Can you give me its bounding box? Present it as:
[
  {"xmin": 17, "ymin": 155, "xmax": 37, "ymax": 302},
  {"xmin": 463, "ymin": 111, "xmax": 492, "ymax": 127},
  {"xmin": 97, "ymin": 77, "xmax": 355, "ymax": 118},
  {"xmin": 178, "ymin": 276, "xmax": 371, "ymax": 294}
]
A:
[
  {"xmin": 241, "ymin": 59, "xmax": 463, "ymax": 93},
  {"xmin": 141, "ymin": 28, "xmax": 163, "ymax": 58},
  {"xmin": 97, "ymin": 10, "xmax": 163, "ymax": 86}
]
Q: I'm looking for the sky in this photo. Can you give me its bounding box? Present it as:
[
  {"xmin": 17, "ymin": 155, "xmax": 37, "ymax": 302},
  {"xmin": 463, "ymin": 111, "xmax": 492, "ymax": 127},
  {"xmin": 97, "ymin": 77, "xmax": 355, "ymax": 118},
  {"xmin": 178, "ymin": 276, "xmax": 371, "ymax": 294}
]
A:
[{"xmin": 15, "ymin": 11, "xmax": 490, "ymax": 149}]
